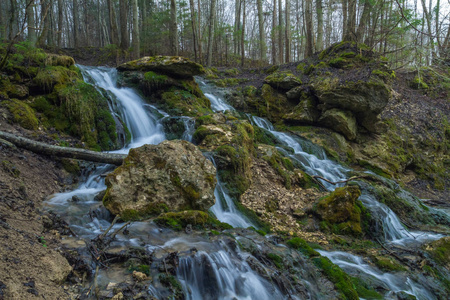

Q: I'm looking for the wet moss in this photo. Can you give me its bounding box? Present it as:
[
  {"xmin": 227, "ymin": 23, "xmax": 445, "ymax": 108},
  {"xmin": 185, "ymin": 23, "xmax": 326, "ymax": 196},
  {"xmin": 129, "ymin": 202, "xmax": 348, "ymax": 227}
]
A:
[
  {"xmin": 160, "ymin": 89, "xmax": 212, "ymax": 117},
  {"xmin": 61, "ymin": 158, "xmax": 81, "ymax": 175},
  {"xmin": 120, "ymin": 202, "xmax": 169, "ymax": 221},
  {"xmin": 3, "ymin": 99, "xmax": 39, "ymax": 130},
  {"xmin": 266, "ymin": 253, "xmax": 283, "ymax": 269},
  {"xmin": 287, "ymin": 237, "xmax": 320, "ymax": 257},
  {"xmin": 159, "ymin": 274, "xmax": 183, "ymax": 300},
  {"xmin": 371, "ymin": 256, "xmax": 405, "ymax": 272}
]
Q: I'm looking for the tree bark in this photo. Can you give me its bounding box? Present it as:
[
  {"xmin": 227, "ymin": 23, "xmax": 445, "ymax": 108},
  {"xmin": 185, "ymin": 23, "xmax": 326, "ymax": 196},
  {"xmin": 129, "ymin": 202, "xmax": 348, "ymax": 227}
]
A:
[
  {"xmin": 256, "ymin": 0, "xmax": 266, "ymax": 63},
  {"xmin": 207, "ymin": 0, "xmax": 216, "ymax": 66},
  {"xmin": 73, "ymin": 0, "xmax": 79, "ymax": 47},
  {"xmin": 241, "ymin": 0, "xmax": 245, "ymax": 67},
  {"xmin": 0, "ymin": 131, "xmax": 126, "ymax": 165},
  {"xmin": 27, "ymin": 0, "xmax": 36, "ymax": 46},
  {"xmin": 344, "ymin": 0, "xmax": 357, "ymax": 41},
  {"xmin": 285, "ymin": 0, "xmax": 290, "ymax": 62},
  {"xmin": 305, "ymin": 0, "xmax": 314, "ymax": 57},
  {"xmin": 278, "ymin": 0, "xmax": 283, "ymax": 64},
  {"xmin": 189, "ymin": 0, "xmax": 198, "ymax": 62},
  {"xmin": 316, "ymin": 0, "xmax": 323, "ymax": 51},
  {"xmin": 119, "ymin": 0, "xmax": 128, "ymax": 50},
  {"xmin": 131, "ymin": 0, "xmax": 139, "ymax": 59},
  {"xmin": 197, "ymin": 0, "xmax": 203, "ymax": 64},
  {"xmin": 107, "ymin": 0, "xmax": 119, "ymax": 45},
  {"xmin": 356, "ymin": 0, "xmax": 372, "ymax": 43},
  {"xmin": 272, "ymin": 0, "xmax": 277, "ymax": 64},
  {"xmin": 57, "ymin": 0, "xmax": 63, "ymax": 47},
  {"xmin": 170, "ymin": 0, "xmax": 178, "ymax": 56}
]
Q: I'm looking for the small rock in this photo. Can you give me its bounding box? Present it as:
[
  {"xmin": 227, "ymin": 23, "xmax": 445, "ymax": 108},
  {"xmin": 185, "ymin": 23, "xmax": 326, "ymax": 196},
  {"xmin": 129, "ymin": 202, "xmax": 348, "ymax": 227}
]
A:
[{"xmin": 132, "ymin": 271, "xmax": 147, "ymax": 282}]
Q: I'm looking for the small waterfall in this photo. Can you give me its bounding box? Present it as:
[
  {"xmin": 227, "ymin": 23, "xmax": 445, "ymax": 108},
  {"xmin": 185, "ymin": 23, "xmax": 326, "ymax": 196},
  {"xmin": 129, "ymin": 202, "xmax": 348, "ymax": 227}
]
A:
[
  {"xmin": 250, "ymin": 115, "xmax": 348, "ymax": 190},
  {"xmin": 206, "ymin": 154, "xmax": 253, "ymax": 228},
  {"xmin": 79, "ymin": 66, "xmax": 166, "ymax": 151},
  {"xmin": 318, "ymin": 250, "xmax": 436, "ymax": 300},
  {"xmin": 195, "ymin": 77, "xmax": 234, "ymax": 112},
  {"xmin": 180, "ymin": 116, "xmax": 195, "ymax": 142}
]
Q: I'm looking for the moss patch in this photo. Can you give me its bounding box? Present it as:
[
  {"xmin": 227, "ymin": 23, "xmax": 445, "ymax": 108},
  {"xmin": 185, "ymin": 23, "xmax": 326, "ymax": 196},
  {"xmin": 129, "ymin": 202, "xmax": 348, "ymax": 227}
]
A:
[
  {"xmin": 154, "ymin": 210, "xmax": 232, "ymax": 231},
  {"xmin": 3, "ymin": 99, "xmax": 39, "ymax": 130}
]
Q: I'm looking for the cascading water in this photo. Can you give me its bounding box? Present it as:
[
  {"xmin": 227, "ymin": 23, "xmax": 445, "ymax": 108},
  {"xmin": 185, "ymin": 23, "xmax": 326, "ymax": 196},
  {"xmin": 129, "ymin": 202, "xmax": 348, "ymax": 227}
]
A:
[{"xmin": 196, "ymin": 76, "xmax": 235, "ymax": 112}]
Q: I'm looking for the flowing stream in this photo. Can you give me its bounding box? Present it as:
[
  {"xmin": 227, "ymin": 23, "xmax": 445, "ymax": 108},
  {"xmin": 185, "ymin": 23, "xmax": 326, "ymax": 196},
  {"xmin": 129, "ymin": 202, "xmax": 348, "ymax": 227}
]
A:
[{"xmin": 44, "ymin": 67, "xmax": 447, "ymax": 299}]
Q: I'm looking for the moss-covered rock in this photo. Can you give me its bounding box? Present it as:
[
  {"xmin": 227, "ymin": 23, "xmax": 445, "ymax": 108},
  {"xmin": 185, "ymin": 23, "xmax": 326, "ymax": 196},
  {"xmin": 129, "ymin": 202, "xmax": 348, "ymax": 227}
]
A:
[
  {"xmin": 264, "ymin": 71, "xmax": 302, "ymax": 90},
  {"xmin": 315, "ymin": 186, "xmax": 363, "ymax": 236},
  {"xmin": 154, "ymin": 210, "xmax": 232, "ymax": 231},
  {"xmin": 319, "ymin": 108, "xmax": 357, "ymax": 141},
  {"xmin": 3, "ymin": 99, "xmax": 39, "ymax": 130},
  {"xmin": 103, "ymin": 140, "xmax": 217, "ymax": 219},
  {"xmin": 284, "ymin": 96, "xmax": 320, "ymax": 125},
  {"xmin": 424, "ymin": 237, "xmax": 450, "ymax": 269},
  {"xmin": 117, "ymin": 56, "xmax": 205, "ymax": 78}
]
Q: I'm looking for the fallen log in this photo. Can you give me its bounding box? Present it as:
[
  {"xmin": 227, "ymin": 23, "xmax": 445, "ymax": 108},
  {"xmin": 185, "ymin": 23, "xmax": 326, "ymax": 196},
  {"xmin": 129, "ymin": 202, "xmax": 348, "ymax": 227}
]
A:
[{"xmin": 0, "ymin": 131, "xmax": 126, "ymax": 165}]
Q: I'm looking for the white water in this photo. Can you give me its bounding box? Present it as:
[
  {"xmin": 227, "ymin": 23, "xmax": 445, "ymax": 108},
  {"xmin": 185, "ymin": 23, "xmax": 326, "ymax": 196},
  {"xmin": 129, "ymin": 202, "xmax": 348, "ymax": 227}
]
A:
[
  {"xmin": 196, "ymin": 77, "xmax": 234, "ymax": 112},
  {"xmin": 318, "ymin": 250, "xmax": 436, "ymax": 300}
]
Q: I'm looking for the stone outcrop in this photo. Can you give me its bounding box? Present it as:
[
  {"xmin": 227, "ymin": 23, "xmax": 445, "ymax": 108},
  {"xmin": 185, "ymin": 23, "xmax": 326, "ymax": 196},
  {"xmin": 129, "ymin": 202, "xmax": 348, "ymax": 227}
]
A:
[
  {"xmin": 264, "ymin": 71, "xmax": 302, "ymax": 90},
  {"xmin": 103, "ymin": 140, "xmax": 216, "ymax": 220},
  {"xmin": 319, "ymin": 108, "xmax": 357, "ymax": 140},
  {"xmin": 117, "ymin": 56, "xmax": 205, "ymax": 78}
]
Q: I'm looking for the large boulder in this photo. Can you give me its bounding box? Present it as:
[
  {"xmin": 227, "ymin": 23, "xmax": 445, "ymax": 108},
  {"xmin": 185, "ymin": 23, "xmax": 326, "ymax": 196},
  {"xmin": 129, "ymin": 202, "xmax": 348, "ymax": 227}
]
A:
[
  {"xmin": 284, "ymin": 98, "xmax": 320, "ymax": 125},
  {"xmin": 103, "ymin": 140, "xmax": 216, "ymax": 220},
  {"xmin": 314, "ymin": 186, "xmax": 363, "ymax": 235},
  {"xmin": 117, "ymin": 56, "xmax": 205, "ymax": 78},
  {"xmin": 313, "ymin": 77, "xmax": 390, "ymax": 132},
  {"xmin": 264, "ymin": 71, "xmax": 302, "ymax": 90},
  {"xmin": 319, "ymin": 108, "xmax": 357, "ymax": 140}
]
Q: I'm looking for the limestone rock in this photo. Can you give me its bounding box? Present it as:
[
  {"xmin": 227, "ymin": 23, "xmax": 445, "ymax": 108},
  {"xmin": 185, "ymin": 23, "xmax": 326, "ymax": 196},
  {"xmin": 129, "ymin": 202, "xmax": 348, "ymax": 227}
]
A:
[
  {"xmin": 319, "ymin": 108, "xmax": 357, "ymax": 140},
  {"xmin": 132, "ymin": 271, "xmax": 147, "ymax": 281},
  {"xmin": 103, "ymin": 140, "xmax": 216, "ymax": 219},
  {"xmin": 117, "ymin": 56, "xmax": 205, "ymax": 78},
  {"xmin": 284, "ymin": 98, "xmax": 320, "ymax": 125},
  {"xmin": 315, "ymin": 186, "xmax": 362, "ymax": 235},
  {"xmin": 264, "ymin": 71, "xmax": 302, "ymax": 90},
  {"xmin": 313, "ymin": 77, "xmax": 390, "ymax": 132},
  {"xmin": 40, "ymin": 254, "xmax": 72, "ymax": 284}
]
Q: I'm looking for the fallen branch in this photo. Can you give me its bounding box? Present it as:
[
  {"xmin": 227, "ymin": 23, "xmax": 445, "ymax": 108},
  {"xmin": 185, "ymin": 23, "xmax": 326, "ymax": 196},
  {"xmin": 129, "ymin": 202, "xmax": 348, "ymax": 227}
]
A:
[
  {"xmin": 0, "ymin": 131, "xmax": 126, "ymax": 165},
  {"xmin": 312, "ymin": 175, "xmax": 363, "ymax": 185}
]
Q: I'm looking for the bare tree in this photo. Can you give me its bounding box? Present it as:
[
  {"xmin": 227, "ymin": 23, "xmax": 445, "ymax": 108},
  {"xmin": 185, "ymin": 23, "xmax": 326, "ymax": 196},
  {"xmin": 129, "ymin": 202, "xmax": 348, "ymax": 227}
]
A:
[
  {"xmin": 256, "ymin": 0, "xmax": 266, "ymax": 62},
  {"xmin": 207, "ymin": 0, "xmax": 216, "ymax": 66},
  {"xmin": 131, "ymin": 0, "xmax": 139, "ymax": 59},
  {"xmin": 169, "ymin": 0, "xmax": 178, "ymax": 56},
  {"xmin": 120, "ymin": 0, "xmax": 129, "ymax": 50}
]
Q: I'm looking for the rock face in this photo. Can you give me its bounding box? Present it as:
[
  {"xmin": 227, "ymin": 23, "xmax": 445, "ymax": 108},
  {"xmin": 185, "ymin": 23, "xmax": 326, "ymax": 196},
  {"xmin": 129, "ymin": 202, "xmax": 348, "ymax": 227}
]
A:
[
  {"xmin": 117, "ymin": 56, "xmax": 205, "ymax": 78},
  {"xmin": 319, "ymin": 108, "xmax": 357, "ymax": 140},
  {"xmin": 284, "ymin": 98, "xmax": 320, "ymax": 124},
  {"xmin": 264, "ymin": 71, "xmax": 302, "ymax": 90},
  {"xmin": 103, "ymin": 140, "xmax": 216, "ymax": 219}
]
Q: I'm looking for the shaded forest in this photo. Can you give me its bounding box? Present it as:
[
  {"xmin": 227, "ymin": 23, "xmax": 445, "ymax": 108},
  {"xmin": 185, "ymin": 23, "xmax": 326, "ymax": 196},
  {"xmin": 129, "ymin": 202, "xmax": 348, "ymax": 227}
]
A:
[{"xmin": 0, "ymin": 0, "xmax": 449, "ymax": 68}]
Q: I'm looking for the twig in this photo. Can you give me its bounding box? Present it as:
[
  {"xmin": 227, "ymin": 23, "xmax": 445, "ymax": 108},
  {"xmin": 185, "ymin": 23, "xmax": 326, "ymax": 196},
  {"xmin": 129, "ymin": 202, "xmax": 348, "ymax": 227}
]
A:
[
  {"xmin": 110, "ymin": 221, "xmax": 131, "ymax": 239},
  {"xmin": 99, "ymin": 215, "xmax": 120, "ymax": 240},
  {"xmin": 312, "ymin": 175, "xmax": 363, "ymax": 185}
]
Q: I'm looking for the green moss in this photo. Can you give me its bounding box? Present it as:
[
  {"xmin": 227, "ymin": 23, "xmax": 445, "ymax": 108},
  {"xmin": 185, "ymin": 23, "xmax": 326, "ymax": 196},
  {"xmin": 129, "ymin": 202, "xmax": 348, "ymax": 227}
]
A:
[
  {"xmin": 267, "ymin": 253, "xmax": 283, "ymax": 269},
  {"xmin": 3, "ymin": 99, "xmax": 39, "ymax": 130},
  {"xmin": 195, "ymin": 115, "xmax": 217, "ymax": 127},
  {"xmin": 160, "ymin": 89, "xmax": 212, "ymax": 117},
  {"xmin": 371, "ymin": 256, "xmax": 405, "ymax": 272},
  {"xmin": 262, "ymin": 152, "xmax": 292, "ymax": 189},
  {"xmin": 34, "ymin": 66, "xmax": 79, "ymax": 92},
  {"xmin": 212, "ymin": 78, "xmax": 243, "ymax": 87},
  {"xmin": 61, "ymin": 158, "xmax": 81, "ymax": 175},
  {"xmin": 312, "ymin": 256, "xmax": 359, "ymax": 300},
  {"xmin": 154, "ymin": 210, "xmax": 233, "ymax": 231},
  {"xmin": 128, "ymin": 264, "xmax": 150, "ymax": 276},
  {"xmin": 265, "ymin": 65, "xmax": 279, "ymax": 74},
  {"xmin": 410, "ymin": 75, "xmax": 429, "ymax": 89},
  {"xmin": 426, "ymin": 237, "xmax": 450, "ymax": 266},
  {"xmin": 159, "ymin": 274, "xmax": 183, "ymax": 299},
  {"xmin": 329, "ymin": 57, "xmax": 348, "ymax": 68},
  {"xmin": 287, "ymin": 237, "xmax": 320, "ymax": 257}
]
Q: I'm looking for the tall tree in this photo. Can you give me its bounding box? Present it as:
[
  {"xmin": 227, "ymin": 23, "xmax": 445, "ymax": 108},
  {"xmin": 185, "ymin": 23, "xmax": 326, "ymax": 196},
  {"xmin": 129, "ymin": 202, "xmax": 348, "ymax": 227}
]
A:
[
  {"xmin": 241, "ymin": 0, "xmax": 246, "ymax": 66},
  {"xmin": 189, "ymin": 0, "xmax": 198, "ymax": 62},
  {"xmin": 278, "ymin": 0, "xmax": 283, "ymax": 64},
  {"xmin": 120, "ymin": 0, "xmax": 128, "ymax": 50},
  {"xmin": 316, "ymin": 0, "xmax": 323, "ymax": 51},
  {"xmin": 356, "ymin": 0, "xmax": 372, "ymax": 43},
  {"xmin": 344, "ymin": 0, "xmax": 357, "ymax": 41},
  {"xmin": 107, "ymin": 0, "xmax": 119, "ymax": 45},
  {"xmin": 207, "ymin": 0, "xmax": 216, "ymax": 66},
  {"xmin": 131, "ymin": 0, "xmax": 139, "ymax": 58},
  {"xmin": 169, "ymin": 0, "xmax": 178, "ymax": 55},
  {"xmin": 285, "ymin": 0, "xmax": 290, "ymax": 62},
  {"xmin": 272, "ymin": 0, "xmax": 277, "ymax": 64},
  {"xmin": 27, "ymin": 0, "xmax": 36, "ymax": 46},
  {"xmin": 256, "ymin": 0, "xmax": 266, "ymax": 62},
  {"xmin": 57, "ymin": 0, "xmax": 63, "ymax": 47},
  {"xmin": 305, "ymin": 0, "xmax": 314, "ymax": 57}
]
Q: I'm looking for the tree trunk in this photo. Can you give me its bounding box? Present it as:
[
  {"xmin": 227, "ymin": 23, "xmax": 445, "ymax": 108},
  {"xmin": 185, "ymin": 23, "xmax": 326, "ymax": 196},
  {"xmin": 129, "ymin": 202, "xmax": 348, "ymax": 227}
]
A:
[
  {"xmin": 57, "ymin": 0, "xmax": 63, "ymax": 47},
  {"xmin": 241, "ymin": 0, "xmax": 245, "ymax": 67},
  {"xmin": 278, "ymin": 0, "xmax": 283, "ymax": 64},
  {"xmin": 189, "ymin": 0, "xmax": 198, "ymax": 62},
  {"xmin": 107, "ymin": 0, "xmax": 119, "ymax": 45},
  {"xmin": 342, "ymin": 0, "xmax": 348, "ymax": 41},
  {"xmin": 197, "ymin": 0, "xmax": 203, "ymax": 64},
  {"xmin": 344, "ymin": 0, "xmax": 357, "ymax": 41},
  {"xmin": 356, "ymin": 0, "xmax": 372, "ymax": 43},
  {"xmin": 27, "ymin": 0, "xmax": 36, "ymax": 46},
  {"xmin": 305, "ymin": 0, "xmax": 314, "ymax": 57},
  {"xmin": 170, "ymin": 0, "xmax": 178, "ymax": 56},
  {"xmin": 272, "ymin": 0, "xmax": 277, "ymax": 64},
  {"xmin": 119, "ymin": 0, "xmax": 128, "ymax": 50},
  {"xmin": 0, "ymin": 131, "xmax": 126, "ymax": 166},
  {"xmin": 256, "ymin": 0, "xmax": 266, "ymax": 63},
  {"xmin": 207, "ymin": 0, "xmax": 216, "ymax": 66},
  {"xmin": 131, "ymin": 0, "xmax": 139, "ymax": 59},
  {"xmin": 316, "ymin": 0, "xmax": 323, "ymax": 51},
  {"xmin": 73, "ymin": 0, "xmax": 79, "ymax": 47},
  {"xmin": 0, "ymin": 1, "xmax": 4, "ymax": 41},
  {"xmin": 285, "ymin": 0, "xmax": 290, "ymax": 62},
  {"xmin": 420, "ymin": 0, "xmax": 435, "ymax": 60}
]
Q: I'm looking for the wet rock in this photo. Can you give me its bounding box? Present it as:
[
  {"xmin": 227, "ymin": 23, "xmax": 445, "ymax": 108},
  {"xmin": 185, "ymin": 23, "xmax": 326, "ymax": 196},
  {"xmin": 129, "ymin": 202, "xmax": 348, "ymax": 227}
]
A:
[
  {"xmin": 319, "ymin": 108, "xmax": 357, "ymax": 140},
  {"xmin": 104, "ymin": 140, "xmax": 216, "ymax": 220},
  {"xmin": 117, "ymin": 56, "xmax": 205, "ymax": 78}
]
